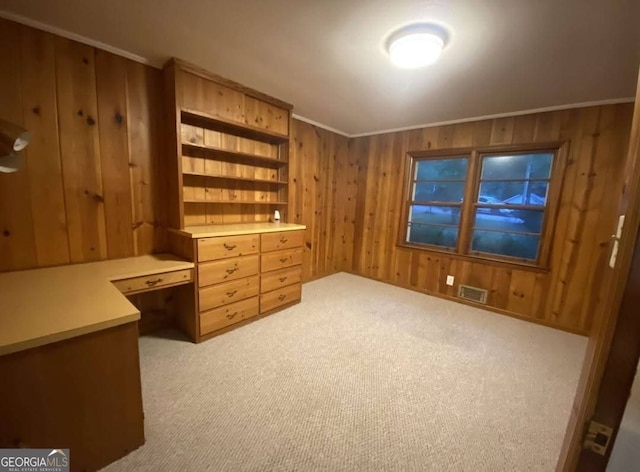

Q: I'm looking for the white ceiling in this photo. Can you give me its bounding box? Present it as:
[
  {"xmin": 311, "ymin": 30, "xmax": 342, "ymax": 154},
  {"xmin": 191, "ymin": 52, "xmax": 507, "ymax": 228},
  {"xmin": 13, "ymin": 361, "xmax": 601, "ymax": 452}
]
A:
[{"xmin": 1, "ymin": 0, "xmax": 639, "ymax": 136}]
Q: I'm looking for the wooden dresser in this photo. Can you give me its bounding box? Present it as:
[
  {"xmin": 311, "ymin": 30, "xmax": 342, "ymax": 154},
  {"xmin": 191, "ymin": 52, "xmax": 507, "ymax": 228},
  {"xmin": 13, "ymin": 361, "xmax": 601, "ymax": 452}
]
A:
[{"xmin": 170, "ymin": 223, "xmax": 305, "ymax": 342}]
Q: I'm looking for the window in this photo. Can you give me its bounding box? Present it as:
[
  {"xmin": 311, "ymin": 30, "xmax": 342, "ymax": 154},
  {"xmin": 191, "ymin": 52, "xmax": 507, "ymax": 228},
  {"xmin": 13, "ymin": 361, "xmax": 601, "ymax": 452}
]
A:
[
  {"xmin": 402, "ymin": 145, "xmax": 565, "ymax": 267},
  {"xmin": 407, "ymin": 157, "xmax": 468, "ymax": 249}
]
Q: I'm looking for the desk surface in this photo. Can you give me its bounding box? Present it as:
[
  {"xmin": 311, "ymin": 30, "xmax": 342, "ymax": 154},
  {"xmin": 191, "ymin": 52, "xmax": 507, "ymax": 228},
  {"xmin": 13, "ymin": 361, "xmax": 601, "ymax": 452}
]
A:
[
  {"xmin": 171, "ymin": 222, "xmax": 306, "ymax": 238},
  {"xmin": 0, "ymin": 254, "xmax": 194, "ymax": 356}
]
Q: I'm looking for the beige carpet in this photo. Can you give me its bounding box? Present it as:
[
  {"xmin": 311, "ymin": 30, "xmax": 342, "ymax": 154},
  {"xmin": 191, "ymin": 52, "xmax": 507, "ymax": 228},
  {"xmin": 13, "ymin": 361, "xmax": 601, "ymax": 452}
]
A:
[{"xmin": 102, "ymin": 272, "xmax": 586, "ymax": 472}]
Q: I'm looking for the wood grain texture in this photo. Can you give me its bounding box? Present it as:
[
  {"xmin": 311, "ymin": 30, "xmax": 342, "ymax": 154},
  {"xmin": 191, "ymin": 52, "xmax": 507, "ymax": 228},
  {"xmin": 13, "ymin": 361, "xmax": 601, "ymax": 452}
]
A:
[
  {"xmin": 19, "ymin": 26, "xmax": 69, "ymax": 267},
  {"xmin": 557, "ymin": 72, "xmax": 640, "ymax": 472},
  {"xmin": 0, "ymin": 19, "xmax": 37, "ymax": 271},
  {"xmin": 0, "ymin": 322, "xmax": 144, "ymax": 472},
  {"xmin": 165, "ymin": 62, "xmax": 291, "ymax": 228},
  {"xmin": 55, "ymin": 36, "xmax": 107, "ymax": 262},
  {"xmin": 0, "ymin": 19, "xmax": 166, "ymax": 272},
  {"xmin": 348, "ymin": 105, "xmax": 633, "ymax": 334},
  {"xmin": 289, "ymin": 120, "xmax": 356, "ymax": 281},
  {"xmin": 126, "ymin": 61, "xmax": 166, "ymax": 254},
  {"xmin": 0, "ymin": 18, "xmax": 633, "ymax": 340},
  {"xmin": 96, "ymin": 50, "xmax": 134, "ymax": 258}
]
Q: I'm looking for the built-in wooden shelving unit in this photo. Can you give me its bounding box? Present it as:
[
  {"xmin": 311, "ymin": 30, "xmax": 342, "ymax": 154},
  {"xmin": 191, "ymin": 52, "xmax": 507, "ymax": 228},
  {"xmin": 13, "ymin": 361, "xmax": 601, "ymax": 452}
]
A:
[
  {"xmin": 164, "ymin": 59, "xmax": 293, "ymax": 228},
  {"xmin": 164, "ymin": 59, "xmax": 305, "ymax": 344}
]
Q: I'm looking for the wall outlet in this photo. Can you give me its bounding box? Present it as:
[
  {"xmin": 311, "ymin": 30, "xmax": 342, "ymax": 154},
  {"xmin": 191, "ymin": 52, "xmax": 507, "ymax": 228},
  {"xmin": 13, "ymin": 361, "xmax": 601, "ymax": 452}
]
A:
[{"xmin": 446, "ymin": 275, "xmax": 455, "ymax": 286}]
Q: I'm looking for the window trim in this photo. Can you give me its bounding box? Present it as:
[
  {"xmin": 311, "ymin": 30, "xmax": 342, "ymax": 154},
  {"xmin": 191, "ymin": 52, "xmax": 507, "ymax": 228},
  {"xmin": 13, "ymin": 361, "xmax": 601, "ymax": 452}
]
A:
[{"xmin": 398, "ymin": 142, "xmax": 569, "ymax": 270}]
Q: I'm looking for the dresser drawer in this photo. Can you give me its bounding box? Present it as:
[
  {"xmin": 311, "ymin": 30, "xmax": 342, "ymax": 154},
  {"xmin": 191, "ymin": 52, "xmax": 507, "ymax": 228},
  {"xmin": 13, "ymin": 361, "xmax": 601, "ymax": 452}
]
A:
[
  {"xmin": 260, "ymin": 283, "xmax": 301, "ymax": 313},
  {"xmin": 260, "ymin": 266, "xmax": 302, "ymax": 293},
  {"xmin": 197, "ymin": 234, "xmax": 259, "ymax": 262},
  {"xmin": 200, "ymin": 296, "xmax": 259, "ymax": 336},
  {"xmin": 261, "ymin": 248, "xmax": 303, "ymax": 273},
  {"xmin": 112, "ymin": 269, "xmax": 193, "ymax": 295},
  {"xmin": 198, "ymin": 255, "xmax": 259, "ymax": 287},
  {"xmin": 199, "ymin": 275, "xmax": 259, "ymax": 312},
  {"xmin": 261, "ymin": 230, "xmax": 304, "ymax": 253}
]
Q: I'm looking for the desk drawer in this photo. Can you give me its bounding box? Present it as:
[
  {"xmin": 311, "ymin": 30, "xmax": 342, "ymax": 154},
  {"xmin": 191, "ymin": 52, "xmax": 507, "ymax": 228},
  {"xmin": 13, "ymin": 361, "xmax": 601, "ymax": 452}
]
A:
[
  {"xmin": 199, "ymin": 275, "xmax": 259, "ymax": 312},
  {"xmin": 261, "ymin": 230, "xmax": 304, "ymax": 253},
  {"xmin": 200, "ymin": 296, "xmax": 259, "ymax": 335},
  {"xmin": 197, "ymin": 234, "xmax": 259, "ymax": 262},
  {"xmin": 260, "ymin": 283, "xmax": 301, "ymax": 313},
  {"xmin": 198, "ymin": 254, "xmax": 259, "ymax": 287},
  {"xmin": 113, "ymin": 269, "xmax": 193, "ymax": 295},
  {"xmin": 260, "ymin": 266, "xmax": 302, "ymax": 293},
  {"xmin": 261, "ymin": 248, "xmax": 303, "ymax": 273}
]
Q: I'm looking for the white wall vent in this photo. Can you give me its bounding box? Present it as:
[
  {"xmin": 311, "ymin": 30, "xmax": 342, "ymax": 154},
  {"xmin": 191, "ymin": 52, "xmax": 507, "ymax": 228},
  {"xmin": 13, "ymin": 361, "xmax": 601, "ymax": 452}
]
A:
[{"xmin": 457, "ymin": 284, "xmax": 488, "ymax": 304}]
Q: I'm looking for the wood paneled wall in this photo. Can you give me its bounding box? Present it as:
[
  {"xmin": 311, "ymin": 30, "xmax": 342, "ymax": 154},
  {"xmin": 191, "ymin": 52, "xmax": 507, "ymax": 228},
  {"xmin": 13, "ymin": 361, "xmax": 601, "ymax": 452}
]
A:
[
  {"xmin": 0, "ymin": 19, "xmax": 166, "ymax": 272},
  {"xmin": 289, "ymin": 120, "xmax": 357, "ymax": 281},
  {"xmin": 0, "ymin": 18, "xmax": 633, "ymax": 335},
  {"xmin": 347, "ymin": 105, "xmax": 634, "ymax": 334}
]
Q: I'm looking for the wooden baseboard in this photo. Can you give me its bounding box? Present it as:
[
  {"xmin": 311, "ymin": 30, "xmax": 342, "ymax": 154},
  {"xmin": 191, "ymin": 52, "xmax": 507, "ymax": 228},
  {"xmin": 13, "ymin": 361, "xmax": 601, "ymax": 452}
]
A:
[
  {"xmin": 303, "ymin": 270, "xmax": 341, "ymax": 284},
  {"xmin": 340, "ymin": 270, "xmax": 588, "ymax": 337}
]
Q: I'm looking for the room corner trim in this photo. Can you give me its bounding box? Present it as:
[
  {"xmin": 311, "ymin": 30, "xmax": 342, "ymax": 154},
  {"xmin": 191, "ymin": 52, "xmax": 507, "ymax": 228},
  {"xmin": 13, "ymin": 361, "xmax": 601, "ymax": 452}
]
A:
[{"xmin": 0, "ymin": 10, "xmax": 161, "ymax": 68}]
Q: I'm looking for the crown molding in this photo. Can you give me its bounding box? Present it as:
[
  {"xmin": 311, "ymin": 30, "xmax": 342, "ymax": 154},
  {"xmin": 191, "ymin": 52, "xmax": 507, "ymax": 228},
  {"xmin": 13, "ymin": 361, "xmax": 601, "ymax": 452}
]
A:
[
  {"xmin": 0, "ymin": 10, "xmax": 162, "ymax": 68},
  {"xmin": 348, "ymin": 98, "xmax": 636, "ymax": 138}
]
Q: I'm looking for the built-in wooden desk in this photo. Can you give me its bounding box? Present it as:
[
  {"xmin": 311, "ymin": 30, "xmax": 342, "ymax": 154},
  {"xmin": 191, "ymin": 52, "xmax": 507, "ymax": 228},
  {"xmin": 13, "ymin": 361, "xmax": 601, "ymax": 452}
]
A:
[
  {"xmin": 0, "ymin": 253, "xmax": 194, "ymax": 355},
  {"xmin": 0, "ymin": 254, "xmax": 194, "ymax": 472}
]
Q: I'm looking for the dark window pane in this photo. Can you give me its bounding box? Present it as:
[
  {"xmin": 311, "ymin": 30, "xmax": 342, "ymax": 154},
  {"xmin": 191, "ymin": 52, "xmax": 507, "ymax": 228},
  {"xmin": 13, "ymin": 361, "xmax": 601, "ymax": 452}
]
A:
[
  {"xmin": 414, "ymin": 181, "xmax": 465, "ymax": 202},
  {"xmin": 471, "ymin": 230, "xmax": 540, "ymax": 260},
  {"xmin": 474, "ymin": 209, "xmax": 544, "ymax": 233},
  {"xmin": 416, "ymin": 158, "xmax": 469, "ymax": 180},
  {"xmin": 410, "ymin": 205, "xmax": 461, "ymax": 226},
  {"xmin": 478, "ymin": 181, "xmax": 549, "ymax": 206},
  {"xmin": 408, "ymin": 224, "xmax": 458, "ymax": 248},
  {"xmin": 481, "ymin": 153, "xmax": 553, "ymax": 180}
]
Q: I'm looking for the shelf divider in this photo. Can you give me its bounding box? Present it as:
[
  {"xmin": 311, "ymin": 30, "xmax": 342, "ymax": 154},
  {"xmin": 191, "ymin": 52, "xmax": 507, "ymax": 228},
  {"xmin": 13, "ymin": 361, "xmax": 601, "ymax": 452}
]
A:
[
  {"xmin": 182, "ymin": 171, "xmax": 288, "ymax": 185},
  {"xmin": 182, "ymin": 143, "xmax": 287, "ymax": 167},
  {"xmin": 181, "ymin": 108, "xmax": 289, "ymax": 144},
  {"xmin": 183, "ymin": 199, "xmax": 288, "ymax": 205}
]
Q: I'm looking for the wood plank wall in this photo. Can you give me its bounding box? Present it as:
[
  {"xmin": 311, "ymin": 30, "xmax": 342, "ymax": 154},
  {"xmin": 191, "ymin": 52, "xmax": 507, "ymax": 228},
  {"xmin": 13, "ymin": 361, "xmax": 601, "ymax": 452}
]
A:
[
  {"xmin": 289, "ymin": 120, "xmax": 357, "ymax": 281},
  {"xmin": 347, "ymin": 105, "xmax": 634, "ymax": 334},
  {"xmin": 0, "ymin": 18, "xmax": 633, "ymax": 336},
  {"xmin": 0, "ymin": 19, "xmax": 166, "ymax": 272}
]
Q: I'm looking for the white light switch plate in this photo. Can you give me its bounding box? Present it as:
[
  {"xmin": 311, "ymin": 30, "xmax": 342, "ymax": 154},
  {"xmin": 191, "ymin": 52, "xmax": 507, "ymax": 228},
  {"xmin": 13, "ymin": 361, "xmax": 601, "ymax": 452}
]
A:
[
  {"xmin": 609, "ymin": 240, "xmax": 620, "ymax": 269},
  {"xmin": 616, "ymin": 215, "xmax": 625, "ymax": 239},
  {"xmin": 446, "ymin": 275, "xmax": 455, "ymax": 286}
]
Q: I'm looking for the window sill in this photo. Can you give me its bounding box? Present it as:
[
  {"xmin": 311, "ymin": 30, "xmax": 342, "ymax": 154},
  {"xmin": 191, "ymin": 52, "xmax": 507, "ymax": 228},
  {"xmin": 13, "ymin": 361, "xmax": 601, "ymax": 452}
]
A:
[{"xmin": 396, "ymin": 242, "xmax": 551, "ymax": 273}]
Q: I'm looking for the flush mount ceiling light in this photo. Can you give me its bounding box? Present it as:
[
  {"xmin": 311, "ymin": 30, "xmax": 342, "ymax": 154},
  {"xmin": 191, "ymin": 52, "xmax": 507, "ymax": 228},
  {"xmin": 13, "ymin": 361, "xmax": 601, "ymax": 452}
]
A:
[{"xmin": 385, "ymin": 23, "xmax": 448, "ymax": 69}]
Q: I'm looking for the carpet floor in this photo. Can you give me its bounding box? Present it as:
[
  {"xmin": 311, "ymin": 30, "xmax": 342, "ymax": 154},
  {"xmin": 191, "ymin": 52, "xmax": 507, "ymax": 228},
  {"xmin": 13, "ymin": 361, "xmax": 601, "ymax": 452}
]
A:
[{"xmin": 102, "ymin": 272, "xmax": 587, "ymax": 472}]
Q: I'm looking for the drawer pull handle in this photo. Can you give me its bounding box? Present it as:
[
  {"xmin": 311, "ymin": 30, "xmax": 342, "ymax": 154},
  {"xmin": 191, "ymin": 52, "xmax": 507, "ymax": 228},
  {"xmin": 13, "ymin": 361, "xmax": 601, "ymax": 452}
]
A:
[
  {"xmin": 279, "ymin": 277, "xmax": 287, "ymax": 282},
  {"xmin": 226, "ymin": 312, "xmax": 238, "ymax": 320},
  {"xmin": 279, "ymin": 257, "xmax": 289, "ymax": 263},
  {"xmin": 226, "ymin": 267, "xmax": 239, "ymax": 275},
  {"xmin": 145, "ymin": 278, "xmax": 163, "ymax": 287},
  {"xmin": 226, "ymin": 290, "xmax": 238, "ymax": 297},
  {"xmin": 279, "ymin": 238, "xmax": 288, "ymax": 244},
  {"xmin": 278, "ymin": 294, "xmax": 286, "ymax": 301},
  {"xmin": 223, "ymin": 243, "xmax": 237, "ymax": 251}
]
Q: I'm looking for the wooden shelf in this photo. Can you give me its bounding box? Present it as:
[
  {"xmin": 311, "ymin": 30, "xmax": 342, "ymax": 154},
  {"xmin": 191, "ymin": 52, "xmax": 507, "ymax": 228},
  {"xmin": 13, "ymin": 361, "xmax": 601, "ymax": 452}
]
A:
[
  {"xmin": 182, "ymin": 144, "xmax": 287, "ymax": 167},
  {"xmin": 182, "ymin": 172, "xmax": 288, "ymax": 185},
  {"xmin": 181, "ymin": 108, "xmax": 289, "ymax": 144},
  {"xmin": 166, "ymin": 62, "xmax": 292, "ymax": 228},
  {"xmin": 183, "ymin": 199, "xmax": 288, "ymax": 205}
]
